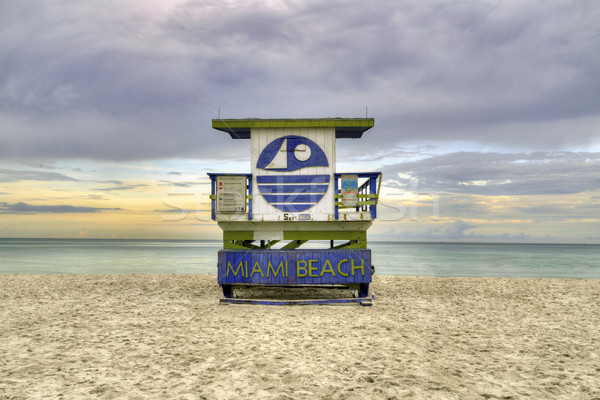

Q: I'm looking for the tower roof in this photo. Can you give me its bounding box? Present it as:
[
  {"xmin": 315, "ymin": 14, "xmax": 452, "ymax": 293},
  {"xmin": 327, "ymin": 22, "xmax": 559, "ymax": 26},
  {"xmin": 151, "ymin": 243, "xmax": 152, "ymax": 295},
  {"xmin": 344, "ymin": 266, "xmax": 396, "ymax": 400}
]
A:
[{"xmin": 212, "ymin": 118, "xmax": 374, "ymax": 139}]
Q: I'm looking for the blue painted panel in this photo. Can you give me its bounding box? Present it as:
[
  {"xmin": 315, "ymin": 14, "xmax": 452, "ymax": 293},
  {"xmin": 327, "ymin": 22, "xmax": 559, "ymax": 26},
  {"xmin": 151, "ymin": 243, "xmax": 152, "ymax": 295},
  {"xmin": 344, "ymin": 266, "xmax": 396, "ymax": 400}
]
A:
[
  {"xmin": 256, "ymin": 135, "xmax": 329, "ymax": 172},
  {"xmin": 218, "ymin": 249, "xmax": 372, "ymax": 285},
  {"xmin": 256, "ymin": 175, "xmax": 329, "ymax": 184},
  {"xmin": 258, "ymin": 184, "xmax": 329, "ymax": 193},
  {"xmin": 263, "ymin": 194, "xmax": 325, "ymax": 203},
  {"xmin": 257, "ymin": 175, "xmax": 330, "ymax": 212},
  {"xmin": 370, "ymin": 176, "xmax": 377, "ymax": 219}
]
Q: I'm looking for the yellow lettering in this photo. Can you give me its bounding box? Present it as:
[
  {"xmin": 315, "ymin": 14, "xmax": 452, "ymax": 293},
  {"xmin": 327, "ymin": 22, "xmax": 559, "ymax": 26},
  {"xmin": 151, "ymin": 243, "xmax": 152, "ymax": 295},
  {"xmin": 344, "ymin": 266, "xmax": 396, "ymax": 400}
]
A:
[
  {"xmin": 285, "ymin": 260, "xmax": 288, "ymax": 277},
  {"xmin": 351, "ymin": 258, "xmax": 365, "ymax": 276},
  {"xmin": 267, "ymin": 260, "xmax": 284, "ymax": 278},
  {"xmin": 308, "ymin": 259, "xmax": 319, "ymax": 277},
  {"xmin": 320, "ymin": 259, "xmax": 335, "ymax": 277},
  {"xmin": 227, "ymin": 260, "xmax": 245, "ymax": 278},
  {"xmin": 337, "ymin": 259, "xmax": 349, "ymax": 277},
  {"xmin": 297, "ymin": 260, "xmax": 307, "ymax": 277},
  {"xmin": 250, "ymin": 261, "xmax": 264, "ymax": 278}
]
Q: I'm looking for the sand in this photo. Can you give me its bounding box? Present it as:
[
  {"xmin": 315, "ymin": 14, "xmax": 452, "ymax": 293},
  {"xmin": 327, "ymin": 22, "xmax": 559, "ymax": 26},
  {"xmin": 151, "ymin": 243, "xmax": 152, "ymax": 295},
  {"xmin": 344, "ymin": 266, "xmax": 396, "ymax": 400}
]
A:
[{"xmin": 0, "ymin": 274, "xmax": 598, "ymax": 400}]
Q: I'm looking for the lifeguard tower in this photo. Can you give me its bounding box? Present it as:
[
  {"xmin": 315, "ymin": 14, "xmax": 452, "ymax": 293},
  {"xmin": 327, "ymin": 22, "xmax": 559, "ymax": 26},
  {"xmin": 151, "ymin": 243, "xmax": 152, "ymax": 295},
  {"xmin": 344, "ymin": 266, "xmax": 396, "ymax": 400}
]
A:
[{"xmin": 208, "ymin": 118, "xmax": 381, "ymax": 305}]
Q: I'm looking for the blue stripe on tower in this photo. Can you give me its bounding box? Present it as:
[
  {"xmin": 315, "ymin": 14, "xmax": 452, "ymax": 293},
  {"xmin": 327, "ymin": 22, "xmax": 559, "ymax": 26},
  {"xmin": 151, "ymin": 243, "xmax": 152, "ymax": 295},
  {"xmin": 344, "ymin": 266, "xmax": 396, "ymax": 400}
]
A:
[
  {"xmin": 256, "ymin": 175, "xmax": 330, "ymax": 184},
  {"xmin": 263, "ymin": 194, "xmax": 325, "ymax": 203},
  {"xmin": 257, "ymin": 184, "xmax": 328, "ymax": 194}
]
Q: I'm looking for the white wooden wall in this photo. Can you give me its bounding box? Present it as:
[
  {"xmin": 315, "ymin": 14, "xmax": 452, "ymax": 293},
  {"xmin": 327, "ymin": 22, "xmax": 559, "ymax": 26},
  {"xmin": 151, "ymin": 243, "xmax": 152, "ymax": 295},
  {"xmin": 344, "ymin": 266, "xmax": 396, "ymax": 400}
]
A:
[{"xmin": 251, "ymin": 127, "xmax": 336, "ymax": 222}]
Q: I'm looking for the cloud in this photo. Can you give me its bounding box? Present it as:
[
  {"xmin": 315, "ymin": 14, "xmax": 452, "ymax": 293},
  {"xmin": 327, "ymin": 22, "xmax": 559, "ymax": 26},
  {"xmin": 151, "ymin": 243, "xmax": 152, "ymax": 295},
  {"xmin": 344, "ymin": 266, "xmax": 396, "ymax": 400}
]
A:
[
  {"xmin": 160, "ymin": 181, "xmax": 196, "ymax": 188},
  {"xmin": 93, "ymin": 183, "xmax": 149, "ymax": 191},
  {"xmin": 88, "ymin": 194, "xmax": 108, "ymax": 200},
  {"xmin": 378, "ymin": 220, "xmax": 534, "ymax": 241},
  {"xmin": 0, "ymin": 169, "xmax": 77, "ymax": 182},
  {"xmin": 0, "ymin": 0, "xmax": 598, "ymax": 162},
  {"xmin": 445, "ymin": 220, "xmax": 477, "ymax": 239},
  {"xmin": 0, "ymin": 201, "xmax": 121, "ymax": 214},
  {"xmin": 381, "ymin": 151, "xmax": 600, "ymax": 196}
]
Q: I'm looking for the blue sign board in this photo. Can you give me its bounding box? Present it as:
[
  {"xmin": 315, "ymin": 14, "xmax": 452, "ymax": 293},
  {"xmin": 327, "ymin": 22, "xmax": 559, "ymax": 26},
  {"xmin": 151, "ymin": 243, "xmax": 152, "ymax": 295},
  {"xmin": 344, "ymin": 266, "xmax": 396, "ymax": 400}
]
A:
[{"xmin": 218, "ymin": 249, "xmax": 372, "ymax": 285}]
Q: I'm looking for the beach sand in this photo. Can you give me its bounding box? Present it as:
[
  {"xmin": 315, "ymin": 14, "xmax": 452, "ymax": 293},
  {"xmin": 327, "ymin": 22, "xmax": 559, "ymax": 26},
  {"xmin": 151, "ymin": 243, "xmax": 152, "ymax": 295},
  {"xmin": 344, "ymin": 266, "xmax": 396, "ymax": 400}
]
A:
[{"xmin": 1, "ymin": 274, "xmax": 598, "ymax": 399}]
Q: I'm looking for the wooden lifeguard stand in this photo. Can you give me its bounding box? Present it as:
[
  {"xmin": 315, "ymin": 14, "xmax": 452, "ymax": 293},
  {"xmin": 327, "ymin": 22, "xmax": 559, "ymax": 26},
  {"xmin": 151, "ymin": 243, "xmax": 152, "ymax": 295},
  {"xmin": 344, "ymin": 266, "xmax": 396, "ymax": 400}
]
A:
[{"xmin": 208, "ymin": 118, "xmax": 381, "ymax": 305}]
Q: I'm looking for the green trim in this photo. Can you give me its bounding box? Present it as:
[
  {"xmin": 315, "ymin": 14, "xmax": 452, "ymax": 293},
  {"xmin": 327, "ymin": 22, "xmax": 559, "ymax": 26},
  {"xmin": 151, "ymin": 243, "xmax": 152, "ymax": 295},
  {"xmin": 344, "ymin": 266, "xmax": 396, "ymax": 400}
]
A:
[
  {"xmin": 265, "ymin": 240, "xmax": 280, "ymax": 249},
  {"xmin": 335, "ymin": 194, "xmax": 378, "ymax": 199},
  {"xmin": 335, "ymin": 201, "xmax": 377, "ymax": 208},
  {"xmin": 213, "ymin": 118, "xmax": 373, "ymax": 130},
  {"xmin": 283, "ymin": 230, "xmax": 366, "ymax": 241},
  {"xmin": 332, "ymin": 240, "xmax": 367, "ymax": 249},
  {"xmin": 212, "ymin": 118, "xmax": 374, "ymax": 139},
  {"xmin": 237, "ymin": 240, "xmax": 261, "ymax": 249},
  {"xmin": 223, "ymin": 230, "xmax": 368, "ymax": 241},
  {"xmin": 223, "ymin": 241, "xmax": 251, "ymax": 249},
  {"xmin": 360, "ymin": 201, "xmax": 377, "ymax": 206},
  {"xmin": 223, "ymin": 231, "xmax": 254, "ymax": 241}
]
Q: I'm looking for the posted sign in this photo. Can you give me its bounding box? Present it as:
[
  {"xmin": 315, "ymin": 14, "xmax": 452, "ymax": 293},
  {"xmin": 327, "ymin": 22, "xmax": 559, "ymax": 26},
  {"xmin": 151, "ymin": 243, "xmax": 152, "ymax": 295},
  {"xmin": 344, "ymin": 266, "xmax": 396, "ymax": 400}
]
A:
[
  {"xmin": 216, "ymin": 175, "xmax": 246, "ymax": 212},
  {"xmin": 341, "ymin": 174, "xmax": 358, "ymax": 207}
]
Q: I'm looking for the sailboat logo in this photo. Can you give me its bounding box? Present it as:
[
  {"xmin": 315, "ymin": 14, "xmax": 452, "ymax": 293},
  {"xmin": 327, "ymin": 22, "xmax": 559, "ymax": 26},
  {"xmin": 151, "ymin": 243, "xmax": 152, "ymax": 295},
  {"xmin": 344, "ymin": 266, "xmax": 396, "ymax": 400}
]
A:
[{"xmin": 256, "ymin": 135, "xmax": 329, "ymax": 212}]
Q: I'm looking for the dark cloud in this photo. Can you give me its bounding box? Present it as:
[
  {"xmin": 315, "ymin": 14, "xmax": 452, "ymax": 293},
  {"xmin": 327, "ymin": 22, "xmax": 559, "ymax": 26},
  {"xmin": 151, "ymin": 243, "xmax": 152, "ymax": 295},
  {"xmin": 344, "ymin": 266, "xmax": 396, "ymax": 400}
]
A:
[
  {"xmin": 0, "ymin": 201, "xmax": 121, "ymax": 214},
  {"xmin": 381, "ymin": 151, "xmax": 600, "ymax": 195},
  {"xmin": 0, "ymin": 0, "xmax": 598, "ymax": 161},
  {"xmin": 0, "ymin": 169, "xmax": 77, "ymax": 182}
]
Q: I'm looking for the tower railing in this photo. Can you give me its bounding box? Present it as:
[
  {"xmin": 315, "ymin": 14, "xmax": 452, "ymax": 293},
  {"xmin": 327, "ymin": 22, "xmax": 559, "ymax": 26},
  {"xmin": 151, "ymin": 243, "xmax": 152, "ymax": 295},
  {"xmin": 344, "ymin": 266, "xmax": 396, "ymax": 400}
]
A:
[{"xmin": 207, "ymin": 172, "xmax": 382, "ymax": 221}]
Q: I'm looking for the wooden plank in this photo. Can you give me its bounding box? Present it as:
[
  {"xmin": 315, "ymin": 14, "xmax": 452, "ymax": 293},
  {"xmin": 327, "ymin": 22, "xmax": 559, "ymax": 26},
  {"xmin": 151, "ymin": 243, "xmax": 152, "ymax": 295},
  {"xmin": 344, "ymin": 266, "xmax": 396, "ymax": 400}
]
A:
[{"xmin": 219, "ymin": 297, "xmax": 373, "ymax": 306}]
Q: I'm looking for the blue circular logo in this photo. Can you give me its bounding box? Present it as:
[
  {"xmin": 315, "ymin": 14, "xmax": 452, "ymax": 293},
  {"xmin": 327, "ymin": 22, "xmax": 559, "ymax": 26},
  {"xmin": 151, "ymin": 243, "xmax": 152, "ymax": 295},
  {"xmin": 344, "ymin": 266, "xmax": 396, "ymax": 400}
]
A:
[{"xmin": 256, "ymin": 135, "xmax": 329, "ymax": 212}]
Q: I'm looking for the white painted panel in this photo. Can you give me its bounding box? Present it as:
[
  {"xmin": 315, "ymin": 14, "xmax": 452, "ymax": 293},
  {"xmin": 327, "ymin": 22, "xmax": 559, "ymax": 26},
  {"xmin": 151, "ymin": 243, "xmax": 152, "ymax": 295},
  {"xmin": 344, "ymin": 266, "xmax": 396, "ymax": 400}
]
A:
[{"xmin": 251, "ymin": 127, "xmax": 336, "ymax": 222}]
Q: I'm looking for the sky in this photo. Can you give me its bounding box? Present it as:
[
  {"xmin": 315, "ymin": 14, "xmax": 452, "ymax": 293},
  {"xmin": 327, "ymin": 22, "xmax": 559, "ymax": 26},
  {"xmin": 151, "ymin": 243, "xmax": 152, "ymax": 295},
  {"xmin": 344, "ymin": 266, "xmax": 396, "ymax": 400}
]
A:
[{"xmin": 1, "ymin": 0, "xmax": 599, "ymax": 242}]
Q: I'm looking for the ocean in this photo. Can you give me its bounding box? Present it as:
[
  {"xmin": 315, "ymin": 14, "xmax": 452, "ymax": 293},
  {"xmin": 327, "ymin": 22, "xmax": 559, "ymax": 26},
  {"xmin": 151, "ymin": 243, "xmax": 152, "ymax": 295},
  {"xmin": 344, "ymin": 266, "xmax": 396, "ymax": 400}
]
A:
[{"xmin": 0, "ymin": 239, "xmax": 598, "ymax": 279}]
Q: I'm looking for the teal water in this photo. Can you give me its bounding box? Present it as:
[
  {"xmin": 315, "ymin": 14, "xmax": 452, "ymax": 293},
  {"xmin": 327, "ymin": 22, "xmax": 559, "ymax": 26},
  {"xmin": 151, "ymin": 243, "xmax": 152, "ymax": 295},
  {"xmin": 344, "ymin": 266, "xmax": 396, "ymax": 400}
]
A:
[{"xmin": 0, "ymin": 239, "xmax": 598, "ymax": 278}]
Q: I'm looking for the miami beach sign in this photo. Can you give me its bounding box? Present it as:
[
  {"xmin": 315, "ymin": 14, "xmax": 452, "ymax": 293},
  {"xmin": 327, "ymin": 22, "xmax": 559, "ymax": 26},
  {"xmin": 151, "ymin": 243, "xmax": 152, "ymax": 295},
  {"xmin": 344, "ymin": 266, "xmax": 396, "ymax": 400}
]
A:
[{"xmin": 218, "ymin": 249, "xmax": 371, "ymax": 285}]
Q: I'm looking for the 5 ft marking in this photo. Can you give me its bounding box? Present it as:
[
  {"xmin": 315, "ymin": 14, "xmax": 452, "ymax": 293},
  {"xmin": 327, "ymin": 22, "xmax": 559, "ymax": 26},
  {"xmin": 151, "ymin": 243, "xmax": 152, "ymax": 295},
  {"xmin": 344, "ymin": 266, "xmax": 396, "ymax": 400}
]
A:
[{"xmin": 283, "ymin": 213, "xmax": 296, "ymax": 221}]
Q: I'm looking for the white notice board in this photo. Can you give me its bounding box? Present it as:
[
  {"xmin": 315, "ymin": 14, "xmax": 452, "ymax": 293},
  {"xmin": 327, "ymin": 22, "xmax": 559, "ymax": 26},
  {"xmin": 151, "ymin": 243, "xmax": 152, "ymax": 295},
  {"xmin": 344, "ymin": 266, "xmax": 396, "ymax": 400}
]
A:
[
  {"xmin": 216, "ymin": 176, "xmax": 246, "ymax": 213},
  {"xmin": 341, "ymin": 174, "xmax": 358, "ymax": 207}
]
